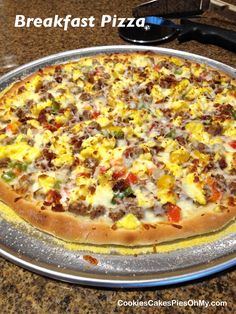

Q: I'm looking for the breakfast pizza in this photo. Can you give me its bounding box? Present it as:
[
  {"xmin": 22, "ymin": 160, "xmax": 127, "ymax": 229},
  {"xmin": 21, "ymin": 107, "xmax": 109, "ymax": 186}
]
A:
[{"xmin": 0, "ymin": 52, "xmax": 235, "ymax": 246}]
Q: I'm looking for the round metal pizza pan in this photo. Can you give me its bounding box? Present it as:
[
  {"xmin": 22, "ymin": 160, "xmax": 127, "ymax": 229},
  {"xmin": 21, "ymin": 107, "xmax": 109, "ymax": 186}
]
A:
[{"xmin": 0, "ymin": 45, "xmax": 236, "ymax": 288}]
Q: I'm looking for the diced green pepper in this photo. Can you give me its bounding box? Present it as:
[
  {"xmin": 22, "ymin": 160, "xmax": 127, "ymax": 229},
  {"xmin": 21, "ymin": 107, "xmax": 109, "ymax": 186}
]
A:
[
  {"xmin": 175, "ymin": 69, "xmax": 183, "ymax": 75},
  {"xmin": 9, "ymin": 161, "xmax": 28, "ymax": 172},
  {"xmin": 232, "ymin": 111, "xmax": 236, "ymax": 120},
  {"xmin": 112, "ymin": 130, "xmax": 124, "ymax": 139},
  {"xmin": 51, "ymin": 100, "xmax": 60, "ymax": 113},
  {"xmin": 1, "ymin": 171, "xmax": 16, "ymax": 182},
  {"xmin": 111, "ymin": 186, "xmax": 134, "ymax": 204},
  {"xmin": 54, "ymin": 180, "xmax": 62, "ymax": 190},
  {"xmin": 166, "ymin": 130, "xmax": 176, "ymax": 138},
  {"xmin": 122, "ymin": 186, "xmax": 134, "ymax": 197},
  {"xmin": 138, "ymin": 103, "xmax": 147, "ymax": 109}
]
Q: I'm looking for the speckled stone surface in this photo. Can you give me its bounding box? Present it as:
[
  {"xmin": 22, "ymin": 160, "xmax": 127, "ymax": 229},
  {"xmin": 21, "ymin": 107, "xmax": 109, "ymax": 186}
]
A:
[{"xmin": 0, "ymin": 1, "xmax": 236, "ymax": 313}]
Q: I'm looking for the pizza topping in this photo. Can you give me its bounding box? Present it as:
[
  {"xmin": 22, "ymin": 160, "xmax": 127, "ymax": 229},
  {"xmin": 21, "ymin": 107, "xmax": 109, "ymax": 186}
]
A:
[
  {"xmin": 90, "ymin": 205, "xmax": 106, "ymax": 219},
  {"xmin": 44, "ymin": 189, "xmax": 61, "ymax": 206},
  {"xmin": 229, "ymin": 141, "xmax": 236, "ymax": 149},
  {"xmin": 1, "ymin": 171, "xmax": 16, "ymax": 182},
  {"xmin": 206, "ymin": 177, "xmax": 222, "ymax": 202},
  {"xmin": 0, "ymin": 158, "xmax": 10, "ymax": 168},
  {"xmin": 116, "ymin": 213, "xmax": 141, "ymax": 230},
  {"xmin": 109, "ymin": 210, "xmax": 126, "ymax": 222},
  {"xmin": 229, "ymin": 181, "xmax": 236, "ymax": 194},
  {"xmin": 68, "ymin": 201, "xmax": 91, "ymax": 216},
  {"xmin": 218, "ymin": 156, "xmax": 227, "ymax": 169},
  {"xmin": 166, "ymin": 203, "xmax": 181, "ymax": 223},
  {"xmin": 51, "ymin": 204, "xmax": 65, "ymax": 212}
]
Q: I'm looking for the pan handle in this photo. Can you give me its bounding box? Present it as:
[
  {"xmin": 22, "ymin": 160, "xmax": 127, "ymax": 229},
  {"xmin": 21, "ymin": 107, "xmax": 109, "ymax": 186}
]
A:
[{"xmin": 178, "ymin": 19, "xmax": 236, "ymax": 53}]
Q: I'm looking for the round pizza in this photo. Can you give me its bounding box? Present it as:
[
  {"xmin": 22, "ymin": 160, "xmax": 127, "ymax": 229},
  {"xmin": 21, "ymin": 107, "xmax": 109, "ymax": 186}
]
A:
[{"xmin": 0, "ymin": 52, "xmax": 235, "ymax": 246}]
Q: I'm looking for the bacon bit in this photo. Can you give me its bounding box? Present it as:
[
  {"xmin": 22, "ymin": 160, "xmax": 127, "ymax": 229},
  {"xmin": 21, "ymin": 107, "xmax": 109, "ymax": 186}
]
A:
[
  {"xmin": 83, "ymin": 255, "xmax": 98, "ymax": 266},
  {"xmin": 77, "ymin": 172, "xmax": 91, "ymax": 178},
  {"xmin": 228, "ymin": 196, "xmax": 235, "ymax": 206},
  {"xmin": 44, "ymin": 123, "xmax": 62, "ymax": 132},
  {"xmin": 126, "ymin": 172, "xmax": 138, "ymax": 184},
  {"xmin": 166, "ymin": 203, "xmax": 181, "ymax": 223},
  {"xmin": 112, "ymin": 168, "xmax": 127, "ymax": 180},
  {"xmin": 91, "ymin": 111, "xmax": 100, "ymax": 119},
  {"xmin": 229, "ymin": 140, "xmax": 236, "ymax": 149},
  {"xmin": 55, "ymin": 76, "xmax": 62, "ymax": 83},
  {"xmin": 194, "ymin": 175, "xmax": 199, "ymax": 183},
  {"xmin": 44, "ymin": 189, "xmax": 61, "ymax": 205},
  {"xmin": 18, "ymin": 86, "xmax": 26, "ymax": 94},
  {"xmin": 0, "ymin": 127, "xmax": 6, "ymax": 134},
  {"xmin": 88, "ymin": 185, "xmax": 96, "ymax": 194},
  {"xmin": 207, "ymin": 177, "xmax": 222, "ymax": 202},
  {"xmin": 149, "ymin": 122, "xmax": 157, "ymax": 131},
  {"xmin": 51, "ymin": 204, "xmax": 65, "ymax": 212}
]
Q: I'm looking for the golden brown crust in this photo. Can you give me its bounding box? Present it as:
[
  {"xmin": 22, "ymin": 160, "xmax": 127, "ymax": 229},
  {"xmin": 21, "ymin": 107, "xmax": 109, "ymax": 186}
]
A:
[
  {"xmin": 0, "ymin": 179, "xmax": 235, "ymax": 246},
  {"xmin": 0, "ymin": 51, "xmax": 236, "ymax": 246}
]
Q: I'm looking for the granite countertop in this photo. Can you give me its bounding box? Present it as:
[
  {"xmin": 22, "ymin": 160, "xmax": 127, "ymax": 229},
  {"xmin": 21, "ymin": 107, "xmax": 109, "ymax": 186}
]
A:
[{"xmin": 0, "ymin": 1, "xmax": 236, "ymax": 313}]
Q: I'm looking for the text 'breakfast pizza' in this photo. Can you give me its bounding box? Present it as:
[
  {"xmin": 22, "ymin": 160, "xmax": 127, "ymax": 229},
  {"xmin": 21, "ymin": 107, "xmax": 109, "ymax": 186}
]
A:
[{"xmin": 0, "ymin": 52, "xmax": 235, "ymax": 246}]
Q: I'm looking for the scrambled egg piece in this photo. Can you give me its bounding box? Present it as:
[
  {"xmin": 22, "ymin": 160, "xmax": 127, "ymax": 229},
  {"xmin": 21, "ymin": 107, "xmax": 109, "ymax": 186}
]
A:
[
  {"xmin": 135, "ymin": 189, "xmax": 155, "ymax": 208},
  {"xmin": 156, "ymin": 175, "xmax": 176, "ymax": 204},
  {"xmin": 161, "ymin": 138, "xmax": 178, "ymax": 152},
  {"xmin": 116, "ymin": 213, "xmax": 141, "ymax": 230},
  {"xmin": 170, "ymin": 148, "xmax": 190, "ymax": 164},
  {"xmin": 38, "ymin": 175, "xmax": 56, "ymax": 192},
  {"xmin": 182, "ymin": 173, "xmax": 206, "ymax": 205},
  {"xmin": 0, "ymin": 143, "xmax": 40, "ymax": 162},
  {"xmin": 88, "ymin": 184, "xmax": 114, "ymax": 208},
  {"xmin": 185, "ymin": 122, "xmax": 210, "ymax": 144},
  {"xmin": 223, "ymin": 121, "xmax": 236, "ymax": 137},
  {"xmin": 31, "ymin": 100, "xmax": 51, "ymax": 116}
]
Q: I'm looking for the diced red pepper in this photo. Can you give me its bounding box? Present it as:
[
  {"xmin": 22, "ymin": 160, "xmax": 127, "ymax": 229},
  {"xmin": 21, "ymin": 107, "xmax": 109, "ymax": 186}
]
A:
[
  {"xmin": 92, "ymin": 111, "xmax": 100, "ymax": 119},
  {"xmin": 167, "ymin": 203, "xmax": 181, "ymax": 223},
  {"xmin": 99, "ymin": 166, "xmax": 108, "ymax": 174},
  {"xmin": 126, "ymin": 172, "xmax": 138, "ymax": 184},
  {"xmin": 229, "ymin": 140, "xmax": 236, "ymax": 149},
  {"xmin": 207, "ymin": 177, "xmax": 222, "ymax": 202},
  {"xmin": 112, "ymin": 168, "xmax": 127, "ymax": 180}
]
